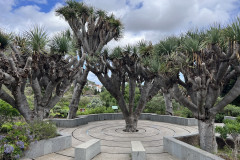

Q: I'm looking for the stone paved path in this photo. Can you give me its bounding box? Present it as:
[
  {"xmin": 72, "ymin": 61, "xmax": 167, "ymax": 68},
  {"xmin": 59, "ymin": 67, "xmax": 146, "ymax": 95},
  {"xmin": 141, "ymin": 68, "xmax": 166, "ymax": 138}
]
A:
[{"xmin": 34, "ymin": 120, "xmax": 198, "ymax": 160}]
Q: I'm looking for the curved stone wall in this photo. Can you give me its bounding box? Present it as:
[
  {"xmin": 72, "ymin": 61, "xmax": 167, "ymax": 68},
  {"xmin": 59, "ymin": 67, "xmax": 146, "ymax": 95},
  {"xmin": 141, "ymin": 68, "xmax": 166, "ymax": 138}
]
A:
[{"xmin": 47, "ymin": 113, "xmax": 198, "ymax": 128}]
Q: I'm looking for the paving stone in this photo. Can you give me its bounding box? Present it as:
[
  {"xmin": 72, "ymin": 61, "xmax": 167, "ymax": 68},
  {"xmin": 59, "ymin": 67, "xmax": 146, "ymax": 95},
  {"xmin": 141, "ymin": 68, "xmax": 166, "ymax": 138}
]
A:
[{"xmin": 33, "ymin": 120, "xmax": 199, "ymax": 160}]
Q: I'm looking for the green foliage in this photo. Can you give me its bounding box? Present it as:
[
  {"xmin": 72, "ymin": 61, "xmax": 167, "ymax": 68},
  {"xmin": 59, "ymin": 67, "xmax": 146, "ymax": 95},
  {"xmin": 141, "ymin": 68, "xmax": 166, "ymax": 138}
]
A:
[
  {"xmin": 144, "ymin": 94, "xmax": 166, "ymax": 114},
  {"xmin": 77, "ymin": 106, "xmax": 114, "ymax": 115},
  {"xmin": 50, "ymin": 30, "xmax": 72, "ymax": 55},
  {"xmin": 215, "ymin": 113, "xmax": 225, "ymax": 123},
  {"xmin": 100, "ymin": 90, "xmax": 117, "ymax": 107},
  {"xmin": 87, "ymin": 98, "xmax": 104, "ymax": 108},
  {"xmin": 25, "ymin": 25, "xmax": 48, "ymax": 52},
  {"xmin": 0, "ymin": 122, "xmax": 34, "ymax": 159},
  {"xmin": 215, "ymin": 117, "xmax": 240, "ymax": 160},
  {"xmin": 51, "ymin": 105, "xmax": 68, "ymax": 118},
  {"xmin": 216, "ymin": 117, "xmax": 240, "ymax": 139},
  {"xmin": 0, "ymin": 120, "xmax": 57, "ymax": 159},
  {"xmin": 154, "ymin": 36, "xmax": 180, "ymax": 56},
  {"xmin": 0, "ymin": 100, "xmax": 20, "ymax": 126},
  {"xmin": 224, "ymin": 104, "xmax": 240, "ymax": 117},
  {"xmin": 206, "ymin": 25, "xmax": 224, "ymax": 45},
  {"xmin": 28, "ymin": 121, "xmax": 57, "ymax": 141},
  {"xmin": 56, "ymin": 0, "xmax": 123, "ymax": 40},
  {"xmin": 79, "ymin": 97, "xmax": 91, "ymax": 107},
  {"xmin": 224, "ymin": 17, "xmax": 240, "ymax": 42},
  {"xmin": 174, "ymin": 106, "xmax": 193, "ymax": 118}
]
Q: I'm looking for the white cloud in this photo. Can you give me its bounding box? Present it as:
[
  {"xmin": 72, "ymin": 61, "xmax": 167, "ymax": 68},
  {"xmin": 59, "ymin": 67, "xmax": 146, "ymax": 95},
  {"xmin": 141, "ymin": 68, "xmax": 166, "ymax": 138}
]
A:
[
  {"xmin": 0, "ymin": 1, "xmax": 68, "ymax": 36},
  {"xmin": 0, "ymin": 0, "xmax": 240, "ymax": 84},
  {"xmin": 25, "ymin": 0, "xmax": 47, "ymax": 4}
]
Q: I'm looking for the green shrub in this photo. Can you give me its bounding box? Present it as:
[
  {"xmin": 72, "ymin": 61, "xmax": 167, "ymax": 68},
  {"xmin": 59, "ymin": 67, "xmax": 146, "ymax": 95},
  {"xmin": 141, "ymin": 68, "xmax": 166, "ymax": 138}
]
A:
[
  {"xmin": 224, "ymin": 104, "xmax": 240, "ymax": 117},
  {"xmin": 79, "ymin": 97, "xmax": 91, "ymax": 107},
  {"xmin": 1, "ymin": 122, "xmax": 26, "ymax": 133},
  {"xmin": 144, "ymin": 94, "xmax": 165, "ymax": 114},
  {"xmin": 0, "ymin": 122, "xmax": 35, "ymax": 159},
  {"xmin": 51, "ymin": 105, "xmax": 68, "ymax": 118},
  {"xmin": 174, "ymin": 107, "xmax": 193, "ymax": 118},
  {"xmin": 77, "ymin": 106, "xmax": 114, "ymax": 115},
  {"xmin": 215, "ymin": 113, "xmax": 225, "ymax": 123},
  {"xmin": 28, "ymin": 121, "xmax": 57, "ymax": 141},
  {"xmin": 0, "ymin": 100, "xmax": 20, "ymax": 126},
  {"xmin": 87, "ymin": 98, "xmax": 103, "ymax": 108},
  {"xmin": 216, "ymin": 117, "xmax": 240, "ymax": 160}
]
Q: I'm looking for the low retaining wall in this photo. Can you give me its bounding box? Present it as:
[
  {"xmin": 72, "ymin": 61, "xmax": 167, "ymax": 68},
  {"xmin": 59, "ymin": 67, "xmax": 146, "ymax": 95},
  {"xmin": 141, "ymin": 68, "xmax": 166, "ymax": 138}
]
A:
[
  {"xmin": 24, "ymin": 132, "xmax": 72, "ymax": 159},
  {"xmin": 47, "ymin": 113, "xmax": 198, "ymax": 128},
  {"xmin": 163, "ymin": 133, "xmax": 224, "ymax": 160}
]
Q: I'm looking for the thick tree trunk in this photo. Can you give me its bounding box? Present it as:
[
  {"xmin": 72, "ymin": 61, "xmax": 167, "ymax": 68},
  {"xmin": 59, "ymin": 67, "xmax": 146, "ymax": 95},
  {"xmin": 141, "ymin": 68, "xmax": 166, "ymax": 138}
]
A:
[
  {"xmin": 68, "ymin": 69, "xmax": 89, "ymax": 119},
  {"xmin": 124, "ymin": 114, "xmax": 138, "ymax": 132},
  {"xmin": 198, "ymin": 119, "xmax": 217, "ymax": 153},
  {"xmin": 67, "ymin": 84, "xmax": 82, "ymax": 119},
  {"xmin": 163, "ymin": 91, "xmax": 173, "ymax": 115}
]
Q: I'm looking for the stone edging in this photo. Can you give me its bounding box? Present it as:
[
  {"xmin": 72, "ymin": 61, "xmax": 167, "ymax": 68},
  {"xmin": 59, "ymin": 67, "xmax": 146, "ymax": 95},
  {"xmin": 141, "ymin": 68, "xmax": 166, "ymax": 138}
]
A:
[
  {"xmin": 47, "ymin": 113, "xmax": 198, "ymax": 128},
  {"xmin": 23, "ymin": 132, "xmax": 72, "ymax": 159},
  {"xmin": 163, "ymin": 133, "xmax": 224, "ymax": 160}
]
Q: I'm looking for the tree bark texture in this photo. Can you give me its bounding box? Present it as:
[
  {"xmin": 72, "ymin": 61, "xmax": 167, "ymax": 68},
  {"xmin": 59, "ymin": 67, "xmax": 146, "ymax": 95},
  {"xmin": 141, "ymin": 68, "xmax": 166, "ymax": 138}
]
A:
[
  {"xmin": 198, "ymin": 119, "xmax": 218, "ymax": 153},
  {"xmin": 163, "ymin": 91, "xmax": 173, "ymax": 115},
  {"xmin": 67, "ymin": 69, "xmax": 89, "ymax": 119},
  {"xmin": 124, "ymin": 114, "xmax": 138, "ymax": 132}
]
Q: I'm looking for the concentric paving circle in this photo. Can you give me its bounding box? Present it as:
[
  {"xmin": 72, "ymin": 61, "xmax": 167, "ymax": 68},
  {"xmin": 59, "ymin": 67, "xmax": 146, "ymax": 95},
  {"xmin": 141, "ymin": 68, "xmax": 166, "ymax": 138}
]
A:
[{"xmin": 71, "ymin": 120, "xmax": 198, "ymax": 154}]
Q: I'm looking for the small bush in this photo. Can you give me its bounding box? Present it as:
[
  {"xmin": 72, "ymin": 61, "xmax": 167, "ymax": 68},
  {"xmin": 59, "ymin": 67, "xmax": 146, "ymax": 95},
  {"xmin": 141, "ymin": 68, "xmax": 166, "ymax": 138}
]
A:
[
  {"xmin": 79, "ymin": 97, "xmax": 91, "ymax": 107},
  {"xmin": 215, "ymin": 113, "xmax": 225, "ymax": 123},
  {"xmin": 0, "ymin": 122, "xmax": 35, "ymax": 159},
  {"xmin": 144, "ymin": 94, "xmax": 165, "ymax": 114},
  {"xmin": 51, "ymin": 105, "xmax": 68, "ymax": 118},
  {"xmin": 87, "ymin": 98, "xmax": 104, "ymax": 108},
  {"xmin": 224, "ymin": 104, "xmax": 240, "ymax": 117},
  {"xmin": 216, "ymin": 117, "xmax": 240, "ymax": 160},
  {"xmin": 77, "ymin": 106, "xmax": 114, "ymax": 115},
  {"xmin": 28, "ymin": 121, "xmax": 57, "ymax": 141},
  {"xmin": 0, "ymin": 100, "xmax": 20, "ymax": 126},
  {"xmin": 174, "ymin": 107, "xmax": 193, "ymax": 118}
]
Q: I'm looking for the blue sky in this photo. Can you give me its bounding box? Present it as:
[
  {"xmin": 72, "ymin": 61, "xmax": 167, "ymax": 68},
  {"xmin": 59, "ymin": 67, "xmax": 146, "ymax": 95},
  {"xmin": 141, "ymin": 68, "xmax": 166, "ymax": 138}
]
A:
[{"xmin": 1, "ymin": 0, "xmax": 240, "ymax": 84}]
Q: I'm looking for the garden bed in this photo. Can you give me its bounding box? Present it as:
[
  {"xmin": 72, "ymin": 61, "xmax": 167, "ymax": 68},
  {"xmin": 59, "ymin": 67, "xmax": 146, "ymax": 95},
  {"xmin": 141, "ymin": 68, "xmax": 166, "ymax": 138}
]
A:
[
  {"xmin": 23, "ymin": 132, "xmax": 72, "ymax": 159},
  {"xmin": 163, "ymin": 133, "xmax": 237, "ymax": 160},
  {"xmin": 47, "ymin": 113, "xmax": 198, "ymax": 128}
]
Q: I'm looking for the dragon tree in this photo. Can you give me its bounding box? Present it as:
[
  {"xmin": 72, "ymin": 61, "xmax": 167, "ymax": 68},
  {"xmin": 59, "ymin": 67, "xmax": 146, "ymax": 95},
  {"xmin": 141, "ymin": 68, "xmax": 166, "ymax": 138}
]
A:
[
  {"xmin": 172, "ymin": 22, "xmax": 240, "ymax": 153},
  {"xmin": 0, "ymin": 28, "xmax": 83, "ymax": 121},
  {"xmin": 56, "ymin": 0, "xmax": 123, "ymax": 119},
  {"xmin": 87, "ymin": 43, "xmax": 166, "ymax": 132}
]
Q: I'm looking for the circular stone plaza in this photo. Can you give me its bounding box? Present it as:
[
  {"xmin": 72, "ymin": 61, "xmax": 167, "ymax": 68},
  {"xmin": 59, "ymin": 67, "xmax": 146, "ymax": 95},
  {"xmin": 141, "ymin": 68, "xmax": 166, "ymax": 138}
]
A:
[{"xmin": 29, "ymin": 119, "xmax": 198, "ymax": 160}]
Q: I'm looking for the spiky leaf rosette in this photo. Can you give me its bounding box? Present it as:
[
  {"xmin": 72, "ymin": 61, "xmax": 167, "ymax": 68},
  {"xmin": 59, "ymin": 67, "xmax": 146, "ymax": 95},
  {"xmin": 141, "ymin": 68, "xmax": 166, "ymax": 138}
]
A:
[{"xmin": 25, "ymin": 25, "xmax": 48, "ymax": 52}]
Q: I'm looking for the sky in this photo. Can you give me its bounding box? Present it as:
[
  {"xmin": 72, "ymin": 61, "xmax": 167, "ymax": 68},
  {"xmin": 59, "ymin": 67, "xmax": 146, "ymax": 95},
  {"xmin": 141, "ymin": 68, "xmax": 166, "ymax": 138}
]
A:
[{"xmin": 1, "ymin": 0, "xmax": 240, "ymax": 85}]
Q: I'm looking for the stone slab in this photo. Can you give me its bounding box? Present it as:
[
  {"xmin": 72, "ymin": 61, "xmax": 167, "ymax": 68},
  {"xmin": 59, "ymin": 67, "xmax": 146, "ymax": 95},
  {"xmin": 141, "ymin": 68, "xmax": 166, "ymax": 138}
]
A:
[
  {"xmin": 75, "ymin": 139, "xmax": 101, "ymax": 160},
  {"xmin": 131, "ymin": 141, "xmax": 146, "ymax": 160}
]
